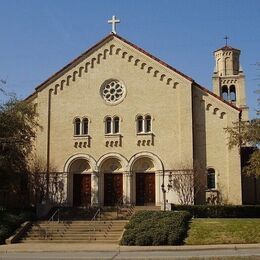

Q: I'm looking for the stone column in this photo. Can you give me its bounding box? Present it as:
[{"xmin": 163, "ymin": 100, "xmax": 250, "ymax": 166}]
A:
[
  {"xmin": 91, "ymin": 171, "xmax": 99, "ymax": 206},
  {"xmin": 155, "ymin": 170, "xmax": 164, "ymax": 207},
  {"xmin": 123, "ymin": 171, "xmax": 132, "ymax": 205}
]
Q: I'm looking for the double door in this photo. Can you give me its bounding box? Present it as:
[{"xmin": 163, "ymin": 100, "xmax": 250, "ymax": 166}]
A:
[
  {"xmin": 136, "ymin": 172, "xmax": 155, "ymax": 205},
  {"xmin": 104, "ymin": 173, "xmax": 123, "ymax": 206},
  {"xmin": 73, "ymin": 174, "xmax": 91, "ymax": 207}
]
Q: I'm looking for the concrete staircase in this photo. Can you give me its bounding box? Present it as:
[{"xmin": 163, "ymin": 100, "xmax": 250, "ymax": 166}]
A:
[
  {"xmin": 20, "ymin": 220, "xmax": 128, "ymax": 243},
  {"xmin": 19, "ymin": 205, "xmax": 160, "ymax": 243}
]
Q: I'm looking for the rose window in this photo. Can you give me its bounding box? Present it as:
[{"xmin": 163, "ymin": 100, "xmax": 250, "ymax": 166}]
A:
[{"xmin": 101, "ymin": 80, "xmax": 126, "ymax": 104}]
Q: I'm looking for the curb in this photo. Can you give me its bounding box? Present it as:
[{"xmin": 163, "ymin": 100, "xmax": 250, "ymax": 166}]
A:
[{"xmin": 0, "ymin": 243, "xmax": 260, "ymax": 253}]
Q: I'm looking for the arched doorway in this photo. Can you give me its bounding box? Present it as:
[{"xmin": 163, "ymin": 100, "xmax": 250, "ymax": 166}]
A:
[
  {"xmin": 69, "ymin": 159, "xmax": 92, "ymax": 207},
  {"xmin": 132, "ymin": 157, "xmax": 155, "ymax": 205},
  {"xmin": 100, "ymin": 158, "xmax": 123, "ymax": 206}
]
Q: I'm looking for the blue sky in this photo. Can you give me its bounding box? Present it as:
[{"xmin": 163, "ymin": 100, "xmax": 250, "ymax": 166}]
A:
[{"xmin": 0, "ymin": 0, "xmax": 259, "ymax": 118}]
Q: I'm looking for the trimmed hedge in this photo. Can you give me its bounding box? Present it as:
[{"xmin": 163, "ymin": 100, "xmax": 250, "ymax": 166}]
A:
[
  {"xmin": 0, "ymin": 208, "xmax": 35, "ymax": 244},
  {"xmin": 171, "ymin": 205, "xmax": 260, "ymax": 218},
  {"xmin": 121, "ymin": 210, "xmax": 191, "ymax": 246}
]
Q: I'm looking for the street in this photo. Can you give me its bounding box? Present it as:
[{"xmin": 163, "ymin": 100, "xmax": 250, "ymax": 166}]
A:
[{"xmin": 1, "ymin": 247, "xmax": 260, "ymax": 259}]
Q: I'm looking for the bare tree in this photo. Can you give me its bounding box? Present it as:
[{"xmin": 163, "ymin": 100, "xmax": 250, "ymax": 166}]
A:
[
  {"xmin": 168, "ymin": 162, "xmax": 205, "ymax": 205},
  {"xmin": 28, "ymin": 156, "xmax": 65, "ymax": 206}
]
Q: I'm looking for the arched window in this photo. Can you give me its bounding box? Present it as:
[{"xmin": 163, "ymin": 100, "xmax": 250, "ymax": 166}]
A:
[
  {"xmin": 105, "ymin": 117, "xmax": 112, "ymax": 134},
  {"xmin": 230, "ymin": 85, "xmax": 236, "ymax": 101},
  {"xmin": 207, "ymin": 168, "xmax": 216, "ymax": 190},
  {"xmin": 74, "ymin": 118, "xmax": 81, "ymax": 136},
  {"xmin": 82, "ymin": 118, "xmax": 89, "ymax": 135},
  {"xmin": 224, "ymin": 57, "xmax": 230, "ymax": 75},
  {"xmin": 145, "ymin": 115, "xmax": 152, "ymax": 132},
  {"xmin": 114, "ymin": 117, "xmax": 120, "ymax": 134},
  {"xmin": 137, "ymin": 116, "xmax": 143, "ymax": 133},
  {"xmin": 221, "ymin": 85, "xmax": 228, "ymax": 101}
]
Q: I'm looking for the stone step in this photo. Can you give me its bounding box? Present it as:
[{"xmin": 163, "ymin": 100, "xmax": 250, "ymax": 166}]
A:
[
  {"xmin": 28, "ymin": 225, "xmax": 125, "ymax": 232},
  {"xmin": 37, "ymin": 220, "xmax": 128, "ymax": 224},
  {"xmin": 32, "ymin": 230, "xmax": 122, "ymax": 234},
  {"xmin": 38, "ymin": 221, "xmax": 128, "ymax": 225},
  {"xmin": 20, "ymin": 239, "xmax": 119, "ymax": 243},
  {"xmin": 36, "ymin": 222, "xmax": 128, "ymax": 226},
  {"xmin": 24, "ymin": 235, "xmax": 121, "ymax": 240},
  {"xmin": 134, "ymin": 206, "xmax": 161, "ymax": 211},
  {"xmin": 33, "ymin": 224, "xmax": 126, "ymax": 228},
  {"xmin": 19, "ymin": 208, "xmax": 130, "ymax": 244},
  {"xmin": 28, "ymin": 231, "xmax": 123, "ymax": 236}
]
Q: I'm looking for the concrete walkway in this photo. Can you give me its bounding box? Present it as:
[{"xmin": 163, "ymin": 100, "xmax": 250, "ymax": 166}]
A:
[{"xmin": 0, "ymin": 242, "xmax": 259, "ymax": 253}]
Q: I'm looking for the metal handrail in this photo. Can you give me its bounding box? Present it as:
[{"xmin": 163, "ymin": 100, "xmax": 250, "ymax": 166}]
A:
[
  {"xmin": 91, "ymin": 208, "xmax": 101, "ymax": 222},
  {"xmin": 45, "ymin": 208, "xmax": 61, "ymax": 239},
  {"xmin": 89, "ymin": 208, "xmax": 101, "ymax": 240},
  {"xmin": 116, "ymin": 196, "xmax": 124, "ymax": 218},
  {"xmin": 48, "ymin": 208, "xmax": 60, "ymax": 223}
]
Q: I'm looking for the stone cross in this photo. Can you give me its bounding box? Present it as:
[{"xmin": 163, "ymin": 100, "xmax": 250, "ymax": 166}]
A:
[
  {"xmin": 224, "ymin": 35, "xmax": 229, "ymax": 46},
  {"xmin": 108, "ymin": 15, "xmax": 120, "ymax": 34}
]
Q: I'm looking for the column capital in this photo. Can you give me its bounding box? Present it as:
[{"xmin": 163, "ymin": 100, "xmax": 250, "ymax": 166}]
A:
[
  {"xmin": 156, "ymin": 170, "xmax": 164, "ymax": 176},
  {"xmin": 92, "ymin": 171, "xmax": 99, "ymax": 177},
  {"xmin": 123, "ymin": 171, "xmax": 132, "ymax": 177}
]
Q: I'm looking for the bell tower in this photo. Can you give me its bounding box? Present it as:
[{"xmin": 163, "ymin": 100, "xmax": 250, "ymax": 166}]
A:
[{"xmin": 212, "ymin": 42, "xmax": 249, "ymax": 120}]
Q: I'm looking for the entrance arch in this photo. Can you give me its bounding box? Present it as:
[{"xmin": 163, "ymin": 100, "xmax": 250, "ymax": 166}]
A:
[
  {"xmin": 97, "ymin": 153, "xmax": 128, "ymax": 206},
  {"xmin": 128, "ymin": 152, "xmax": 164, "ymax": 206},
  {"xmin": 64, "ymin": 154, "xmax": 97, "ymax": 207}
]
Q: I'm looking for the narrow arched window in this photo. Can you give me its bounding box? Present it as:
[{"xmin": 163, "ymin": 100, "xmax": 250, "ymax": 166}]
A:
[
  {"xmin": 221, "ymin": 85, "xmax": 228, "ymax": 101},
  {"xmin": 105, "ymin": 117, "xmax": 112, "ymax": 134},
  {"xmin": 137, "ymin": 116, "xmax": 143, "ymax": 133},
  {"xmin": 224, "ymin": 57, "xmax": 230, "ymax": 75},
  {"xmin": 74, "ymin": 118, "xmax": 81, "ymax": 136},
  {"xmin": 145, "ymin": 115, "xmax": 152, "ymax": 132},
  {"xmin": 114, "ymin": 117, "xmax": 120, "ymax": 134},
  {"xmin": 230, "ymin": 85, "xmax": 236, "ymax": 101},
  {"xmin": 82, "ymin": 118, "xmax": 89, "ymax": 135},
  {"xmin": 207, "ymin": 168, "xmax": 216, "ymax": 189}
]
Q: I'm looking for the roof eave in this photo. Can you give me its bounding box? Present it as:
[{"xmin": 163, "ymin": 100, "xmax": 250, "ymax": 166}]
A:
[{"xmin": 193, "ymin": 82, "xmax": 241, "ymax": 112}]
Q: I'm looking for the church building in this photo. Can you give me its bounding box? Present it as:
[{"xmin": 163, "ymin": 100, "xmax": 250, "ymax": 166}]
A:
[{"xmin": 27, "ymin": 21, "xmax": 249, "ymax": 207}]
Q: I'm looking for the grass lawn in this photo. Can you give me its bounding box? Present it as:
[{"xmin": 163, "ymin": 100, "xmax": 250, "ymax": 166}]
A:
[{"xmin": 185, "ymin": 218, "xmax": 260, "ymax": 245}]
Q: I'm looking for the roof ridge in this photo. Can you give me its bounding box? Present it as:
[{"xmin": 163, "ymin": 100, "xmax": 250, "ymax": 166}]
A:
[
  {"xmin": 214, "ymin": 45, "xmax": 240, "ymax": 52},
  {"xmin": 26, "ymin": 33, "xmax": 241, "ymax": 112},
  {"xmin": 34, "ymin": 33, "xmax": 114, "ymax": 92},
  {"xmin": 113, "ymin": 34, "xmax": 193, "ymax": 82},
  {"xmin": 27, "ymin": 33, "xmax": 194, "ymax": 100}
]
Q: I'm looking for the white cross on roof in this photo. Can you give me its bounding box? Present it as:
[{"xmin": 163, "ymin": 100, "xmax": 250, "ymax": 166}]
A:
[{"xmin": 108, "ymin": 15, "xmax": 120, "ymax": 34}]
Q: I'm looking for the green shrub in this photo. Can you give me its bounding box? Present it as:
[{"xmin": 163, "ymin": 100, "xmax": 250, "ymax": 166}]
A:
[
  {"xmin": 171, "ymin": 205, "xmax": 260, "ymax": 218},
  {"xmin": 121, "ymin": 210, "xmax": 191, "ymax": 246},
  {"xmin": 135, "ymin": 232, "xmax": 153, "ymax": 246},
  {"xmin": 152, "ymin": 229, "xmax": 168, "ymax": 245},
  {"xmin": 0, "ymin": 209, "xmax": 35, "ymax": 244}
]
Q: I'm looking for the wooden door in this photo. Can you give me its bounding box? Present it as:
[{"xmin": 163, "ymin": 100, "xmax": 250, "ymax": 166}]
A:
[
  {"xmin": 136, "ymin": 172, "xmax": 155, "ymax": 205},
  {"xmin": 73, "ymin": 174, "xmax": 91, "ymax": 207},
  {"xmin": 104, "ymin": 173, "xmax": 123, "ymax": 206}
]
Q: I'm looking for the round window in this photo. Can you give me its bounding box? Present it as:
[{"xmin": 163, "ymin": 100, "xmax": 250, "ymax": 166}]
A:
[{"xmin": 101, "ymin": 79, "xmax": 126, "ymax": 105}]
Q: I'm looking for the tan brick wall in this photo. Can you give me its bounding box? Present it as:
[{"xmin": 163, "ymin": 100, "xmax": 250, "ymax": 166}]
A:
[{"xmin": 30, "ymin": 36, "xmax": 242, "ymax": 205}]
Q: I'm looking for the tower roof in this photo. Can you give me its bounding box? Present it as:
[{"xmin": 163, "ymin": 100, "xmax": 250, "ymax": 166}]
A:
[{"xmin": 214, "ymin": 45, "xmax": 240, "ymax": 53}]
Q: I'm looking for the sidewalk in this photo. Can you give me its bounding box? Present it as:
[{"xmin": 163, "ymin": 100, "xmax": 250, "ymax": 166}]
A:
[{"xmin": 0, "ymin": 243, "xmax": 260, "ymax": 253}]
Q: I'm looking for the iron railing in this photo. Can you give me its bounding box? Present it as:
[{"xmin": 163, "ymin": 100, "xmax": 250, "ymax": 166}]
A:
[{"xmin": 45, "ymin": 208, "xmax": 60, "ymax": 239}]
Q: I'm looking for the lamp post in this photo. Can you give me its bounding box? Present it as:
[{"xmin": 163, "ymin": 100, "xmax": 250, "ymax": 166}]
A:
[{"xmin": 161, "ymin": 166, "xmax": 167, "ymax": 211}]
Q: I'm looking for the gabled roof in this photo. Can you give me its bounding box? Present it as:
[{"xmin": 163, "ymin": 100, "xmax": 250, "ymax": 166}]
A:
[
  {"xmin": 33, "ymin": 33, "xmax": 193, "ymax": 93},
  {"xmin": 35, "ymin": 34, "xmax": 114, "ymax": 92},
  {"xmin": 26, "ymin": 33, "xmax": 241, "ymax": 112},
  {"xmin": 214, "ymin": 45, "xmax": 240, "ymax": 52}
]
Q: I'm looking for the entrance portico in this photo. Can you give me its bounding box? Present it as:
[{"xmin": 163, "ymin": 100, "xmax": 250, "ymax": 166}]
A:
[
  {"xmin": 64, "ymin": 152, "xmax": 164, "ymax": 207},
  {"xmin": 128, "ymin": 152, "xmax": 163, "ymax": 206}
]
